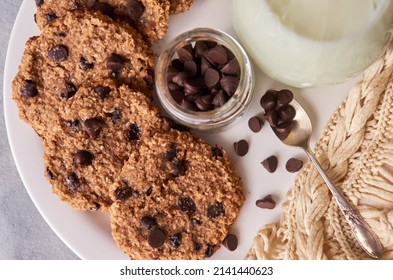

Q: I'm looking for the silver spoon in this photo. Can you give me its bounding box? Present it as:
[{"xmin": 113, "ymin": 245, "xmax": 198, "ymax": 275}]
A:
[{"xmin": 272, "ymin": 98, "xmax": 383, "ymax": 259}]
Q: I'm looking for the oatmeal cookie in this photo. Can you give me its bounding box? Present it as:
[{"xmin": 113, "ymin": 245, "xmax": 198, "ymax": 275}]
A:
[
  {"xmin": 13, "ymin": 10, "xmax": 154, "ymax": 137},
  {"xmin": 110, "ymin": 130, "xmax": 245, "ymax": 259},
  {"xmin": 44, "ymin": 82, "xmax": 170, "ymax": 211},
  {"xmin": 34, "ymin": 0, "xmax": 170, "ymax": 43}
]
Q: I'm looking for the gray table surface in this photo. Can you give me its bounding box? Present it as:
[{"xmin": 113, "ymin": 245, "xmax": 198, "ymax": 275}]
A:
[{"xmin": 0, "ymin": 0, "xmax": 79, "ymax": 260}]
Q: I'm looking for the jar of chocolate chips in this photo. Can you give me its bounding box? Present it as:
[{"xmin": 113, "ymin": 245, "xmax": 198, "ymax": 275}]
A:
[{"xmin": 155, "ymin": 28, "xmax": 254, "ymax": 130}]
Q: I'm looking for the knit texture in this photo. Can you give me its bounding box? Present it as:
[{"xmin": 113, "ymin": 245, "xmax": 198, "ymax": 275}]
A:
[{"xmin": 247, "ymin": 44, "xmax": 393, "ymax": 260}]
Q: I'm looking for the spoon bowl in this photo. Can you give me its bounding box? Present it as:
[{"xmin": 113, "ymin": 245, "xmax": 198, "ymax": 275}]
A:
[{"xmin": 273, "ymin": 98, "xmax": 383, "ymax": 259}]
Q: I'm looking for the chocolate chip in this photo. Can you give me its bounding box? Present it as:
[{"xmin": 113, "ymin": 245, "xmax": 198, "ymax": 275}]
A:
[
  {"xmin": 169, "ymin": 233, "xmax": 182, "ymax": 248},
  {"xmin": 193, "ymin": 242, "xmax": 202, "ymax": 252},
  {"xmin": 204, "ymin": 45, "xmax": 228, "ymax": 65},
  {"xmin": 46, "ymin": 167, "xmax": 55, "ymax": 180},
  {"xmin": 220, "ymin": 76, "xmax": 239, "ymax": 96},
  {"xmin": 223, "ymin": 234, "xmax": 238, "ymax": 251},
  {"xmin": 286, "ymin": 158, "xmax": 304, "ymax": 173},
  {"xmin": 170, "ymin": 90, "xmax": 183, "ymax": 104},
  {"xmin": 48, "ymin": 45, "xmax": 68, "ymax": 61},
  {"xmin": 146, "ymin": 186, "xmax": 153, "ymax": 196},
  {"xmin": 126, "ymin": 0, "xmax": 145, "ymax": 21},
  {"xmin": 172, "ymin": 72, "xmax": 187, "ymax": 87},
  {"xmin": 256, "ymin": 195, "xmax": 276, "ymax": 209},
  {"xmin": 265, "ymin": 109, "xmax": 278, "ymax": 127},
  {"xmin": 212, "ymin": 89, "xmax": 228, "ymax": 108},
  {"xmin": 260, "ymin": 89, "xmax": 277, "ymax": 111},
  {"xmin": 207, "ymin": 202, "xmax": 225, "ymax": 219},
  {"xmin": 221, "ymin": 57, "xmax": 240, "ymax": 76},
  {"xmin": 180, "ymin": 99, "xmax": 197, "ymax": 110},
  {"xmin": 54, "ymin": 32, "xmax": 67, "ymax": 37},
  {"xmin": 127, "ymin": 123, "xmax": 141, "ymax": 141},
  {"xmin": 171, "ymin": 58, "xmax": 184, "ymax": 71},
  {"xmin": 273, "ymin": 121, "xmax": 293, "ymax": 140},
  {"xmin": 165, "ymin": 143, "xmax": 177, "ymax": 161},
  {"xmin": 45, "ymin": 13, "xmax": 57, "ymax": 23},
  {"xmin": 80, "ymin": 57, "xmax": 94, "ymax": 71},
  {"xmin": 92, "ymin": 2, "xmax": 115, "ymax": 18},
  {"xmin": 211, "ymin": 145, "xmax": 223, "ymax": 159},
  {"xmin": 177, "ymin": 44, "xmax": 194, "ymax": 62},
  {"xmin": 248, "ymin": 116, "xmax": 264, "ymax": 133},
  {"xmin": 114, "ymin": 183, "xmax": 133, "ymax": 201},
  {"xmin": 64, "ymin": 120, "xmax": 80, "ymax": 128},
  {"xmin": 261, "ymin": 155, "xmax": 278, "ymax": 173},
  {"xmin": 195, "ymin": 95, "xmax": 214, "ymax": 111},
  {"xmin": 204, "ymin": 68, "xmax": 220, "ymax": 88},
  {"xmin": 178, "ymin": 197, "xmax": 196, "ymax": 213},
  {"xmin": 192, "ymin": 218, "xmax": 202, "ymax": 225},
  {"xmin": 184, "ymin": 78, "xmax": 204, "ymax": 95},
  {"xmin": 140, "ymin": 216, "xmax": 157, "ymax": 229},
  {"xmin": 194, "ymin": 41, "xmax": 208, "ymax": 57},
  {"xmin": 278, "ymin": 104, "xmax": 296, "ymax": 122},
  {"xmin": 233, "ymin": 139, "xmax": 248, "ymax": 157},
  {"xmin": 277, "ymin": 89, "xmax": 294, "ymax": 105},
  {"xmin": 110, "ymin": 70, "xmax": 120, "ymax": 79},
  {"xmin": 171, "ymin": 160, "xmax": 187, "ymax": 177},
  {"xmin": 60, "ymin": 81, "xmax": 77, "ymax": 100},
  {"xmin": 205, "ymin": 243, "xmax": 215, "ymax": 257},
  {"xmin": 35, "ymin": 0, "xmax": 44, "ymax": 6},
  {"xmin": 67, "ymin": 172, "xmax": 80, "ymax": 191},
  {"xmin": 184, "ymin": 60, "xmax": 197, "ymax": 77},
  {"xmin": 74, "ymin": 150, "xmax": 94, "ymax": 167},
  {"xmin": 148, "ymin": 228, "xmax": 166, "ymax": 248},
  {"xmin": 94, "ymin": 86, "xmax": 111, "ymax": 101},
  {"xmin": 21, "ymin": 80, "xmax": 38, "ymax": 97},
  {"xmin": 200, "ymin": 57, "xmax": 213, "ymax": 76},
  {"xmin": 110, "ymin": 110, "xmax": 122, "ymax": 123},
  {"xmin": 83, "ymin": 118, "xmax": 104, "ymax": 139},
  {"xmin": 107, "ymin": 53, "xmax": 125, "ymax": 71}
]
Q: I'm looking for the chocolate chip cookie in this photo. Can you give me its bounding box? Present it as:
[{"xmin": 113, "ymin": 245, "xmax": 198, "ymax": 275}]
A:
[
  {"xmin": 34, "ymin": 0, "xmax": 170, "ymax": 43},
  {"xmin": 44, "ymin": 82, "xmax": 170, "ymax": 211},
  {"xmin": 110, "ymin": 130, "xmax": 245, "ymax": 259},
  {"xmin": 13, "ymin": 10, "xmax": 154, "ymax": 137}
]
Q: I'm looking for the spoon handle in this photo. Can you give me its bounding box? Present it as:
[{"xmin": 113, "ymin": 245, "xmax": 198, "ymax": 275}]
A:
[{"xmin": 303, "ymin": 148, "xmax": 383, "ymax": 259}]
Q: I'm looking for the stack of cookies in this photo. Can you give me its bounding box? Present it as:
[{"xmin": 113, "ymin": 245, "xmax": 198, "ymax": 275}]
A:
[{"xmin": 12, "ymin": 0, "xmax": 245, "ymax": 260}]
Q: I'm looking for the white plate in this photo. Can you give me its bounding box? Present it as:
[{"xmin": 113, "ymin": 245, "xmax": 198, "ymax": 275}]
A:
[{"xmin": 3, "ymin": 0, "xmax": 361, "ymax": 259}]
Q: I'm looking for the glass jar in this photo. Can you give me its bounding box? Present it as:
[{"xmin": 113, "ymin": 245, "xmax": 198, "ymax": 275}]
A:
[
  {"xmin": 232, "ymin": 0, "xmax": 393, "ymax": 88},
  {"xmin": 155, "ymin": 28, "xmax": 254, "ymax": 131}
]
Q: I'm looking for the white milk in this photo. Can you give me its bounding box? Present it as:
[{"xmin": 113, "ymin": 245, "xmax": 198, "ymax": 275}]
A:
[{"xmin": 232, "ymin": 0, "xmax": 393, "ymax": 87}]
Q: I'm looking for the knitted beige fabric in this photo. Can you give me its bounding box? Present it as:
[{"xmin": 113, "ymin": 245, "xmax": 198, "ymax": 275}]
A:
[{"xmin": 247, "ymin": 44, "xmax": 393, "ymax": 260}]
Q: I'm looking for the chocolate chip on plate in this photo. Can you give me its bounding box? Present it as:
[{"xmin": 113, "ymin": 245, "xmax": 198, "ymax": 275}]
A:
[
  {"xmin": 107, "ymin": 53, "xmax": 125, "ymax": 71},
  {"xmin": 126, "ymin": 0, "xmax": 145, "ymax": 21},
  {"xmin": 223, "ymin": 234, "xmax": 238, "ymax": 251},
  {"xmin": 260, "ymin": 89, "xmax": 277, "ymax": 111},
  {"xmin": 261, "ymin": 155, "xmax": 278, "ymax": 173},
  {"xmin": 233, "ymin": 139, "xmax": 249, "ymax": 157},
  {"xmin": 277, "ymin": 89, "xmax": 294, "ymax": 105},
  {"xmin": 286, "ymin": 158, "xmax": 304, "ymax": 173},
  {"xmin": 140, "ymin": 216, "xmax": 158, "ymax": 230},
  {"xmin": 84, "ymin": 117, "xmax": 105, "ymax": 139},
  {"xmin": 148, "ymin": 228, "xmax": 166, "ymax": 248},
  {"xmin": 256, "ymin": 195, "xmax": 276, "ymax": 209},
  {"xmin": 21, "ymin": 80, "xmax": 38, "ymax": 97},
  {"xmin": 248, "ymin": 116, "xmax": 264, "ymax": 133},
  {"xmin": 74, "ymin": 150, "xmax": 94, "ymax": 167},
  {"xmin": 48, "ymin": 45, "xmax": 68, "ymax": 61},
  {"xmin": 278, "ymin": 104, "xmax": 296, "ymax": 122}
]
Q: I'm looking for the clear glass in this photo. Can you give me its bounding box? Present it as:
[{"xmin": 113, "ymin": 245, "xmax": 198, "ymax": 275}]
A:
[
  {"xmin": 232, "ymin": 0, "xmax": 393, "ymax": 88},
  {"xmin": 155, "ymin": 28, "xmax": 254, "ymax": 131}
]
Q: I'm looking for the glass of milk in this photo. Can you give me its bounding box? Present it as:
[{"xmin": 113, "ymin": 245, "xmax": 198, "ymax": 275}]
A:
[{"xmin": 232, "ymin": 0, "xmax": 393, "ymax": 87}]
